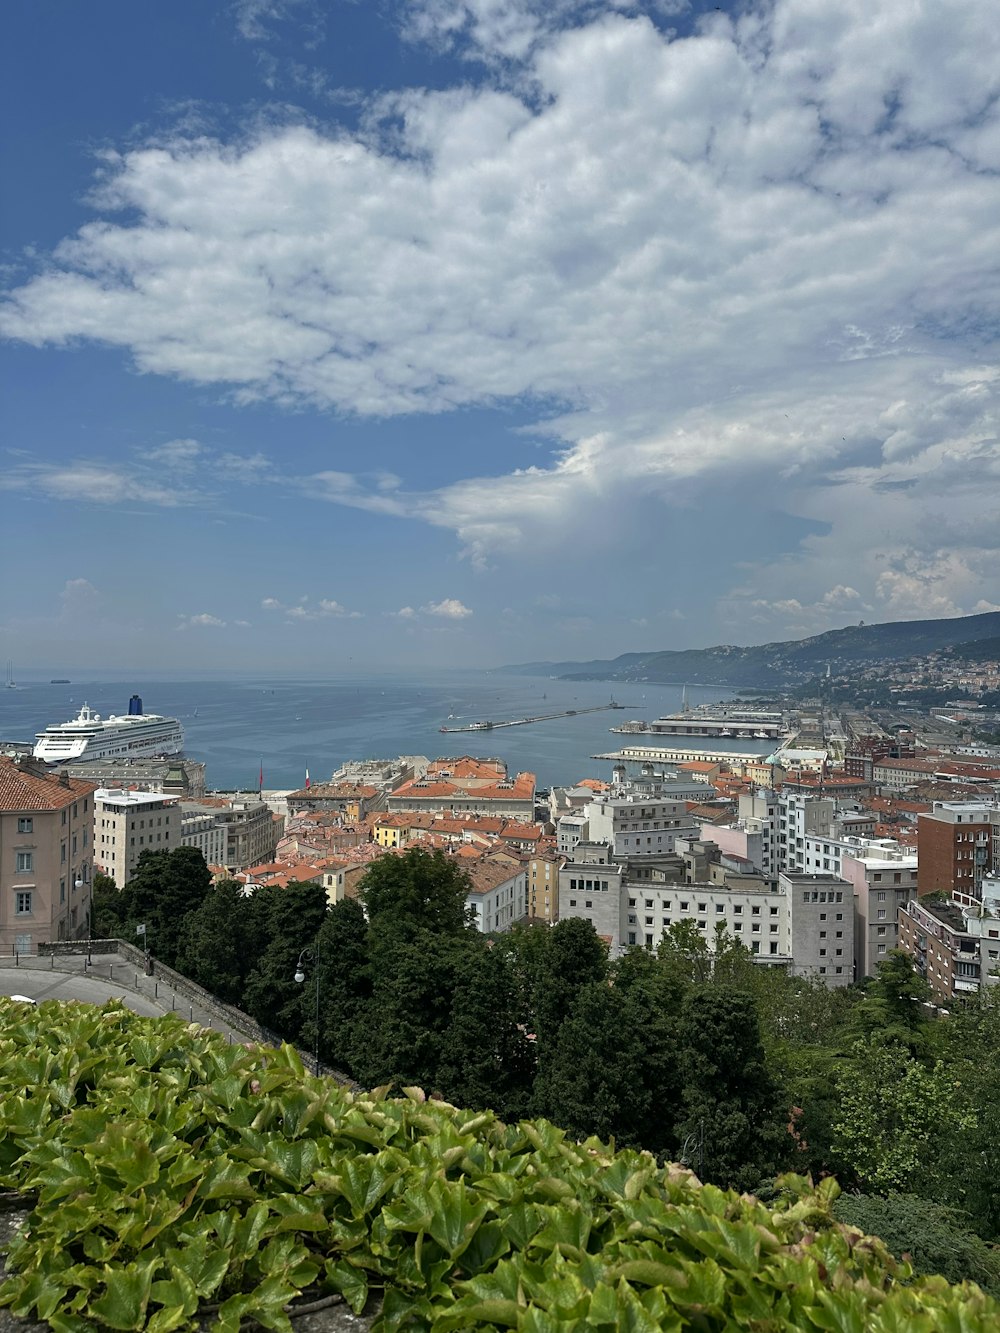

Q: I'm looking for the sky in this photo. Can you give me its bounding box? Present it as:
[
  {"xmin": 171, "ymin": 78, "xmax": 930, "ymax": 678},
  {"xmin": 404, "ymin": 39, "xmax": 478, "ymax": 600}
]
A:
[{"xmin": 1, "ymin": 0, "xmax": 999, "ymax": 673}]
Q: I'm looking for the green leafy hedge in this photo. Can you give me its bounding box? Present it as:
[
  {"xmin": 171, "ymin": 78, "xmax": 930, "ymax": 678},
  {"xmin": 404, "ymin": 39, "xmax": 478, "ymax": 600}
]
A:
[{"xmin": 0, "ymin": 998, "xmax": 997, "ymax": 1332}]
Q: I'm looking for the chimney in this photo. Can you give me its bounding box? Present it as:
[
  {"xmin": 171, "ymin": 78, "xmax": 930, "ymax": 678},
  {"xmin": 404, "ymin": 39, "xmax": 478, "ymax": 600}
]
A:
[{"xmin": 59, "ymin": 770, "xmax": 71, "ymax": 788}]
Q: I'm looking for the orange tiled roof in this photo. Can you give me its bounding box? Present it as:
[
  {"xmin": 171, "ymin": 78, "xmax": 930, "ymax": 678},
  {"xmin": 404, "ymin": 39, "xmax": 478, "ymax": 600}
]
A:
[{"xmin": 0, "ymin": 758, "xmax": 95, "ymax": 812}]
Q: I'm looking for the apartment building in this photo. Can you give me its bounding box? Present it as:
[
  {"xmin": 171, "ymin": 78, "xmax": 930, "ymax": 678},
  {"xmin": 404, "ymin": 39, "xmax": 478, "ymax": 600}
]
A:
[
  {"xmin": 526, "ymin": 846, "xmax": 564, "ymax": 924},
  {"xmin": 464, "ymin": 858, "xmax": 528, "ymax": 934},
  {"xmin": 94, "ymin": 788, "xmax": 177, "ymax": 886},
  {"xmin": 585, "ymin": 792, "xmax": 699, "ymax": 859},
  {"xmin": 916, "ymin": 801, "xmax": 1000, "ymax": 901},
  {"xmin": 180, "ymin": 795, "xmax": 282, "ymax": 873},
  {"xmin": 778, "ymin": 872, "xmax": 855, "ymax": 986},
  {"xmin": 388, "ymin": 758, "xmax": 536, "ymax": 821},
  {"xmin": 898, "ymin": 898, "xmax": 983, "ymax": 1001},
  {"xmin": 0, "ymin": 757, "xmax": 95, "ymax": 949},
  {"xmin": 839, "ymin": 850, "xmax": 918, "ymax": 978}
]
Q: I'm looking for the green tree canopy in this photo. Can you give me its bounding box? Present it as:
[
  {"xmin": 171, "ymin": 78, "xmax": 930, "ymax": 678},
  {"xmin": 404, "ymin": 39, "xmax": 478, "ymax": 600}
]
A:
[{"xmin": 360, "ymin": 848, "xmax": 474, "ymax": 942}]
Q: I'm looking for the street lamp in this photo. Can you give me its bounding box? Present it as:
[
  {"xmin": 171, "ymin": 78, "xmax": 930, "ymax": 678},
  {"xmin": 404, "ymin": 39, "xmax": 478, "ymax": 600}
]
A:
[{"xmin": 294, "ymin": 944, "xmax": 322, "ymax": 1076}]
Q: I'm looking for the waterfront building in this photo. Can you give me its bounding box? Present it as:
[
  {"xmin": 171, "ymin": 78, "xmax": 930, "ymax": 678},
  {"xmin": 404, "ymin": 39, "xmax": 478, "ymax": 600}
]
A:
[
  {"xmin": 387, "ymin": 758, "xmax": 535, "ymax": 821},
  {"xmin": 51, "ymin": 756, "xmax": 206, "ymax": 799}
]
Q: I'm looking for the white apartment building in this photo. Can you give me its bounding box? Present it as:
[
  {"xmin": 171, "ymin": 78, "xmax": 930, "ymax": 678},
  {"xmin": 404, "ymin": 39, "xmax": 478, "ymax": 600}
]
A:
[
  {"xmin": 585, "ymin": 793, "xmax": 699, "ymax": 859},
  {"xmin": 465, "ymin": 862, "xmax": 527, "ymax": 934},
  {"xmin": 556, "ymin": 812, "xmax": 590, "ymax": 857},
  {"xmin": 94, "ymin": 789, "xmax": 177, "ymax": 886},
  {"xmin": 557, "ymin": 861, "xmax": 853, "ymax": 985},
  {"xmin": 179, "ymin": 810, "xmax": 227, "ymax": 870}
]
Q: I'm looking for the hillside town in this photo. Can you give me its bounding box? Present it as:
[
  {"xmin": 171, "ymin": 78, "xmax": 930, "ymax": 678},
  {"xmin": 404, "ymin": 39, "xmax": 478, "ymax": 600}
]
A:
[{"xmin": 5, "ymin": 655, "xmax": 1000, "ymax": 1006}]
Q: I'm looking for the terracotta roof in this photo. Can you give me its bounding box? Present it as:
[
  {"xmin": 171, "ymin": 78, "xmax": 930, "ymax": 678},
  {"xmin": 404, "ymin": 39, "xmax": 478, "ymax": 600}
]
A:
[
  {"xmin": 0, "ymin": 758, "xmax": 96, "ymax": 812},
  {"xmin": 288, "ymin": 783, "xmax": 379, "ymax": 800}
]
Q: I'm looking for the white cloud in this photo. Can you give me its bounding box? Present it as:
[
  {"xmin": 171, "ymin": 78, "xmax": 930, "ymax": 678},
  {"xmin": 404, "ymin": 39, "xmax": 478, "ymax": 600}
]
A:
[
  {"xmin": 0, "ymin": 459, "xmax": 197, "ymax": 507},
  {"xmin": 4, "ymin": 2, "xmax": 1000, "ymax": 631},
  {"xmin": 390, "ymin": 606, "xmax": 418, "ymax": 618},
  {"xmin": 177, "ymin": 613, "xmax": 227, "ymax": 629},
  {"xmin": 59, "ymin": 578, "xmax": 101, "ymax": 616},
  {"xmin": 261, "ymin": 595, "xmax": 362, "ymax": 619},
  {"xmin": 422, "ymin": 598, "xmax": 473, "ymax": 618}
]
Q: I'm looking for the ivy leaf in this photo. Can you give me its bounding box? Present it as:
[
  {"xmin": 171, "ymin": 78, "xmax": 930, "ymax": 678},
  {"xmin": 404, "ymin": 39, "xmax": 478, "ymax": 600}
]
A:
[{"xmin": 87, "ymin": 1262, "xmax": 155, "ymax": 1331}]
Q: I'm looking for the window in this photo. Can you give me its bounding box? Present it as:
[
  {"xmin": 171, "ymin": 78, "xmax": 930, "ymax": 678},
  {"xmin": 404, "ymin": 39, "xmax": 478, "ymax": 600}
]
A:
[
  {"xmin": 17, "ymin": 817, "xmax": 33, "ymax": 834},
  {"xmin": 877, "ymin": 909, "xmax": 886, "ymax": 920},
  {"xmin": 645, "ymin": 899, "xmax": 653, "ymax": 908},
  {"xmin": 15, "ymin": 891, "xmax": 32, "ymax": 914},
  {"xmin": 15, "ymin": 851, "xmax": 33, "ymax": 873},
  {"xmin": 769, "ymin": 942, "xmax": 778, "ymax": 954},
  {"xmin": 770, "ymin": 905, "xmax": 779, "ymax": 915},
  {"xmin": 698, "ymin": 902, "xmax": 707, "ymax": 913},
  {"xmin": 61, "ymin": 844, "xmax": 67, "ymax": 864},
  {"xmin": 751, "ymin": 906, "xmax": 760, "ymax": 915},
  {"xmin": 569, "ymin": 898, "xmax": 577, "ymax": 907},
  {"xmin": 820, "ymin": 930, "xmax": 827, "ymax": 938},
  {"xmin": 733, "ymin": 904, "xmax": 742, "ymax": 915},
  {"xmin": 733, "ymin": 921, "xmax": 742, "ymax": 931},
  {"xmin": 877, "ymin": 926, "xmax": 887, "ymax": 936},
  {"xmin": 877, "ymin": 890, "xmax": 886, "ymax": 902},
  {"xmin": 645, "ymin": 916, "xmax": 653, "ymax": 925},
  {"xmin": 628, "ymin": 932, "xmax": 636, "ymax": 946},
  {"xmin": 878, "ymin": 944, "xmax": 887, "ymax": 955}
]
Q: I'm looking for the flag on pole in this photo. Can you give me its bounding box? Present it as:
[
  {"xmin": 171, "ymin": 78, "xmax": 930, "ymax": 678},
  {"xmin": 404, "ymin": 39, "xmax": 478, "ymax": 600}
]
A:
[
  {"xmin": 305, "ymin": 768, "xmax": 311, "ymax": 789},
  {"xmin": 259, "ymin": 760, "xmax": 264, "ymax": 792}
]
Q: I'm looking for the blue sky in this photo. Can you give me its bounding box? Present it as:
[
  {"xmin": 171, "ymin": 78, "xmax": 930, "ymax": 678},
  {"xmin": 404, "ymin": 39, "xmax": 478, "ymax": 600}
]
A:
[{"xmin": 2, "ymin": 0, "xmax": 999, "ymax": 673}]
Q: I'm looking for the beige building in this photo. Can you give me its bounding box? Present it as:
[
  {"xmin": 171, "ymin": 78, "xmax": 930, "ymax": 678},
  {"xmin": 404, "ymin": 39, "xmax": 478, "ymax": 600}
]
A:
[
  {"xmin": 0, "ymin": 757, "xmax": 96, "ymax": 949},
  {"xmin": 94, "ymin": 788, "xmax": 178, "ymax": 886},
  {"xmin": 526, "ymin": 847, "xmax": 564, "ymax": 923},
  {"xmin": 181, "ymin": 795, "xmax": 282, "ymax": 873}
]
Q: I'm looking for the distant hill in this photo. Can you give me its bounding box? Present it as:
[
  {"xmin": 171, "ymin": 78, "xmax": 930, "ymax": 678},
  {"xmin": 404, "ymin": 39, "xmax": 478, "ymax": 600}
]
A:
[{"xmin": 501, "ymin": 611, "xmax": 1000, "ymax": 687}]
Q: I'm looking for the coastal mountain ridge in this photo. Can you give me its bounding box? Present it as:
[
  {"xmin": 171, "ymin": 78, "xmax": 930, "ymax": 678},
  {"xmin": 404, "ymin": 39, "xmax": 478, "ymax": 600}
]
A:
[{"xmin": 500, "ymin": 611, "xmax": 1000, "ymax": 687}]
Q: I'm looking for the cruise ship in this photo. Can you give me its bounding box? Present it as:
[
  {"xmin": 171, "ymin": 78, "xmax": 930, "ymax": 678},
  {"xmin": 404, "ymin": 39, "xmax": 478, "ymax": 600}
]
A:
[{"xmin": 33, "ymin": 695, "xmax": 184, "ymax": 764}]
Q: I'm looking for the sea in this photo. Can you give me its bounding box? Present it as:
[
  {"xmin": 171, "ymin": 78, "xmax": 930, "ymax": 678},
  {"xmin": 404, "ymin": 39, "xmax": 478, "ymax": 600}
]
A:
[{"xmin": 0, "ymin": 670, "xmax": 774, "ymax": 792}]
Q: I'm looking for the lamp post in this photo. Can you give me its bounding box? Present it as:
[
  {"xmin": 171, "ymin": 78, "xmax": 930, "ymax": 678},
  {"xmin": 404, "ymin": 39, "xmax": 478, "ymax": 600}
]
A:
[{"xmin": 294, "ymin": 944, "xmax": 322, "ymax": 1075}]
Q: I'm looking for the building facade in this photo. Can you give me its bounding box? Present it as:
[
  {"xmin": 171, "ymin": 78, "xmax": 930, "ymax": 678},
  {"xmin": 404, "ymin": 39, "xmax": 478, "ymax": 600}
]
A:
[
  {"xmin": 0, "ymin": 758, "xmax": 95, "ymax": 949},
  {"xmin": 94, "ymin": 789, "xmax": 178, "ymax": 886}
]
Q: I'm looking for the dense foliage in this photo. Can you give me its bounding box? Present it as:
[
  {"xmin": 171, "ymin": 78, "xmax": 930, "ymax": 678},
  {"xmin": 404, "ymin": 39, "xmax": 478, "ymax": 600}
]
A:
[
  {"xmin": 91, "ymin": 846, "xmax": 1000, "ymax": 1272},
  {"xmin": 1, "ymin": 999, "xmax": 997, "ymax": 1333}
]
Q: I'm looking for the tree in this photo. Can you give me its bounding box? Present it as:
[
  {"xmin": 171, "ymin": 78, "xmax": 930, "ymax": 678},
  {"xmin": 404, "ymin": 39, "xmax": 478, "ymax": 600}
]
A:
[
  {"xmin": 833, "ymin": 1194, "xmax": 1000, "ymax": 1296},
  {"xmin": 241, "ymin": 882, "xmax": 328, "ymax": 1037},
  {"xmin": 832, "ymin": 1039, "xmax": 974, "ymax": 1195},
  {"xmin": 674, "ymin": 987, "xmax": 790, "ymax": 1190},
  {"xmin": 307, "ymin": 897, "xmax": 372, "ymax": 1078},
  {"xmin": 436, "ymin": 938, "xmax": 535, "ymax": 1121},
  {"xmin": 119, "ymin": 846, "xmax": 213, "ymax": 967},
  {"xmin": 360, "ymin": 848, "xmax": 474, "ymax": 943},
  {"xmin": 352, "ymin": 932, "xmax": 467, "ymax": 1091},
  {"xmin": 847, "ymin": 950, "xmax": 934, "ymax": 1054},
  {"xmin": 90, "ymin": 873, "xmax": 126, "ymax": 938},
  {"xmin": 532, "ymin": 960, "xmax": 682, "ymax": 1156},
  {"xmin": 173, "ymin": 879, "xmax": 253, "ymax": 1005},
  {"xmin": 530, "ymin": 916, "xmax": 608, "ymax": 1051}
]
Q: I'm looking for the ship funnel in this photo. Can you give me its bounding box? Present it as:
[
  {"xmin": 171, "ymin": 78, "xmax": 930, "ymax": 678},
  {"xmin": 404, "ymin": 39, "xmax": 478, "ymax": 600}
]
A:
[{"xmin": 128, "ymin": 694, "xmax": 143, "ymax": 716}]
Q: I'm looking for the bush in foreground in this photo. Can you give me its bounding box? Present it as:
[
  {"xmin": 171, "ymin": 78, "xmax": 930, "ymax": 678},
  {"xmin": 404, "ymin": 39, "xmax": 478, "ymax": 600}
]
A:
[{"xmin": 0, "ymin": 997, "xmax": 997, "ymax": 1332}]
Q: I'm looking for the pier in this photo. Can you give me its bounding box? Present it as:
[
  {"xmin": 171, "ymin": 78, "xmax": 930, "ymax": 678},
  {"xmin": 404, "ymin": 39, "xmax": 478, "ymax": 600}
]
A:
[
  {"xmin": 440, "ymin": 702, "xmax": 625, "ymax": 734},
  {"xmin": 593, "ymin": 745, "xmax": 774, "ymax": 765}
]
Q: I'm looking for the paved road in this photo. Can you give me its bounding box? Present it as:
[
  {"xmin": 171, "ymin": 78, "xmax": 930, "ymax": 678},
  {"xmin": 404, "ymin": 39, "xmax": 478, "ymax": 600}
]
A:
[{"xmin": 0, "ymin": 954, "xmax": 249, "ymax": 1041}]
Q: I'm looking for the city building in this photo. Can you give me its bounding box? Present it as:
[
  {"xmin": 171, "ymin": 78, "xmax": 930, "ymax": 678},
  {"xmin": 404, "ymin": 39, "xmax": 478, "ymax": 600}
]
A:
[
  {"xmin": 526, "ymin": 846, "xmax": 564, "ymax": 924},
  {"xmin": 287, "ymin": 781, "xmax": 385, "ymax": 820},
  {"xmin": 584, "ymin": 791, "xmax": 700, "ymax": 859},
  {"xmin": 94, "ymin": 788, "xmax": 178, "ymax": 886},
  {"xmin": 916, "ymin": 801, "xmax": 1000, "ymax": 901},
  {"xmin": 387, "ymin": 758, "xmax": 536, "ymax": 821},
  {"xmin": 0, "ymin": 757, "xmax": 95, "ymax": 949},
  {"xmin": 777, "ymin": 872, "xmax": 855, "ymax": 986},
  {"xmin": 180, "ymin": 795, "xmax": 282, "ymax": 873},
  {"xmin": 898, "ymin": 897, "xmax": 983, "ymax": 1001},
  {"xmin": 51, "ymin": 756, "xmax": 206, "ymax": 799},
  {"xmin": 464, "ymin": 858, "xmax": 528, "ymax": 934},
  {"xmin": 179, "ymin": 808, "xmax": 227, "ymax": 871},
  {"xmin": 839, "ymin": 850, "xmax": 918, "ymax": 978}
]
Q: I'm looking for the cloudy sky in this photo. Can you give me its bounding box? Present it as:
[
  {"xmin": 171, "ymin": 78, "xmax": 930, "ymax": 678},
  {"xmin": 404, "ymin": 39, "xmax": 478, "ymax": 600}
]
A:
[{"xmin": 2, "ymin": 0, "xmax": 999, "ymax": 672}]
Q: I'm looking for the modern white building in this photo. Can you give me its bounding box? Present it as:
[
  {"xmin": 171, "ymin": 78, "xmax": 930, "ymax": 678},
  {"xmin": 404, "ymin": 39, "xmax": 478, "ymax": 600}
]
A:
[
  {"xmin": 585, "ymin": 792, "xmax": 699, "ymax": 859},
  {"xmin": 94, "ymin": 788, "xmax": 178, "ymax": 886}
]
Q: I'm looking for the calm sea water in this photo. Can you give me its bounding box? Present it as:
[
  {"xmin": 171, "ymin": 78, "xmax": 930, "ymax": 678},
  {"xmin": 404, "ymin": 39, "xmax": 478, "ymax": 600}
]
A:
[{"xmin": 0, "ymin": 671, "xmax": 772, "ymax": 791}]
